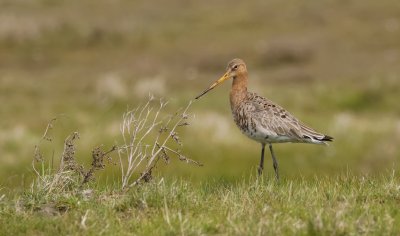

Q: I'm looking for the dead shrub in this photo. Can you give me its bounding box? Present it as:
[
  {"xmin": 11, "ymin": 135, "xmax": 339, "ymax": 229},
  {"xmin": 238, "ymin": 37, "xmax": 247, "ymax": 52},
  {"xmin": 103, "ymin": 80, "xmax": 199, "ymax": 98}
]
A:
[
  {"xmin": 31, "ymin": 96, "xmax": 201, "ymax": 195},
  {"xmin": 118, "ymin": 97, "xmax": 202, "ymax": 190}
]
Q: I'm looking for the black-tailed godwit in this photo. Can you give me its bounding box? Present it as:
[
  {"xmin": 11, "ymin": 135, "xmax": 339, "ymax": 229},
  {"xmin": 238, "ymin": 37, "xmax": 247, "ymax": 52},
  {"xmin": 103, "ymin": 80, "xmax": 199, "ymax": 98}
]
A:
[{"xmin": 195, "ymin": 58, "xmax": 333, "ymax": 180}]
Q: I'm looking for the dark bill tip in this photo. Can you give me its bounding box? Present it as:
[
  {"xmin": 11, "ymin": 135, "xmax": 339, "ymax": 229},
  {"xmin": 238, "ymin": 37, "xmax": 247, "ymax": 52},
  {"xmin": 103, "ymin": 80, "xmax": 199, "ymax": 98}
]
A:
[{"xmin": 195, "ymin": 87, "xmax": 213, "ymax": 100}]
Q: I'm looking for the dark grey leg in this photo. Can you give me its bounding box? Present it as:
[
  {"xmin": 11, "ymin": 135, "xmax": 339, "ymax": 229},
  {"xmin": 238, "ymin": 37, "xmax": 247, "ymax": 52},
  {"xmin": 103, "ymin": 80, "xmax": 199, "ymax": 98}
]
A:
[
  {"xmin": 269, "ymin": 144, "xmax": 279, "ymax": 181},
  {"xmin": 258, "ymin": 143, "xmax": 266, "ymax": 176}
]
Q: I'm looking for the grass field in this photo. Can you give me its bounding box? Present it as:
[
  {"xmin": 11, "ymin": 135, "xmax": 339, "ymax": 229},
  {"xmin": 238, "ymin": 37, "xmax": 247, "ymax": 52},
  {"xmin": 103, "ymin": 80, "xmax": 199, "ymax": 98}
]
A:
[
  {"xmin": 1, "ymin": 0, "xmax": 400, "ymax": 234},
  {"xmin": 1, "ymin": 173, "xmax": 400, "ymax": 235}
]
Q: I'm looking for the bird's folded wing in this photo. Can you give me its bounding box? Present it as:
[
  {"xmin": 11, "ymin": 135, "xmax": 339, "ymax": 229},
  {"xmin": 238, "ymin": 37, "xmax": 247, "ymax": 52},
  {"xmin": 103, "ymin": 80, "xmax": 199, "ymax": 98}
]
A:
[{"xmin": 247, "ymin": 93, "xmax": 325, "ymax": 142}]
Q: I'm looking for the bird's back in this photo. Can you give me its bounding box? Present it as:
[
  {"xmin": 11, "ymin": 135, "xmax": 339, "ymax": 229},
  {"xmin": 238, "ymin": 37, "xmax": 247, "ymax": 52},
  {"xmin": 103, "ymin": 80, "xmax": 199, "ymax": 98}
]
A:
[{"xmin": 231, "ymin": 92, "xmax": 333, "ymax": 145}]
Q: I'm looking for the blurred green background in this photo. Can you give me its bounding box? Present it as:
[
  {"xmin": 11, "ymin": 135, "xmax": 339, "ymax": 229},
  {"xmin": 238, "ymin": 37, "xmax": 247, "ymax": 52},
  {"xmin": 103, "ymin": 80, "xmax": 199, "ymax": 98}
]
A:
[{"xmin": 1, "ymin": 0, "xmax": 399, "ymax": 188}]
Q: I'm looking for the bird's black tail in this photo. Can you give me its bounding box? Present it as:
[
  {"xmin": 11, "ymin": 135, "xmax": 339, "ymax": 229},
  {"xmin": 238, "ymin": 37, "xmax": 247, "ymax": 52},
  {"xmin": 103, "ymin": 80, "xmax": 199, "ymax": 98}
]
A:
[{"xmin": 321, "ymin": 135, "xmax": 333, "ymax": 142}]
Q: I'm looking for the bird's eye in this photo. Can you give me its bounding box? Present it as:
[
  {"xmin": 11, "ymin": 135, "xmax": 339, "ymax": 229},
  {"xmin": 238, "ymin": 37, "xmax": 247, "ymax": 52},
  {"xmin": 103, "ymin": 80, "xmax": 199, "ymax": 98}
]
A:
[{"xmin": 232, "ymin": 65, "xmax": 238, "ymax": 70}]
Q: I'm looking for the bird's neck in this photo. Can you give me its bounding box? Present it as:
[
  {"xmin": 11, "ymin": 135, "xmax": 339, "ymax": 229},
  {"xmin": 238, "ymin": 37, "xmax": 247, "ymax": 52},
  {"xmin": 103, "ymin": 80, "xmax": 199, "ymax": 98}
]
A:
[{"xmin": 230, "ymin": 73, "xmax": 248, "ymax": 109}]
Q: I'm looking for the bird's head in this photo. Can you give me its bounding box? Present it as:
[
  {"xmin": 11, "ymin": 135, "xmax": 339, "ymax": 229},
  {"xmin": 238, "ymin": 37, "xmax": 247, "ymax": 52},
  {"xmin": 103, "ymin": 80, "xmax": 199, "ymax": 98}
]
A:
[{"xmin": 195, "ymin": 58, "xmax": 247, "ymax": 99}]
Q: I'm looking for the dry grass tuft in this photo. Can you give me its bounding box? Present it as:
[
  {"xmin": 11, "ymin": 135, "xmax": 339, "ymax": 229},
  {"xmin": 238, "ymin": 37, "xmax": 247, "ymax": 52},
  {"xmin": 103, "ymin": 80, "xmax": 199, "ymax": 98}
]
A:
[
  {"xmin": 31, "ymin": 96, "xmax": 201, "ymax": 195},
  {"xmin": 32, "ymin": 119, "xmax": 116, "ymax": 195}
]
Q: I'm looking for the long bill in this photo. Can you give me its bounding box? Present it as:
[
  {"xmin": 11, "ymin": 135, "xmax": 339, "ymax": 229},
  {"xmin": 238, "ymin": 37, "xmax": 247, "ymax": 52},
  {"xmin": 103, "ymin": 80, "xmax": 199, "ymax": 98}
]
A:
[{"xmin": 195, "ymin": 72, "xmax": 230, "ymax": 99}]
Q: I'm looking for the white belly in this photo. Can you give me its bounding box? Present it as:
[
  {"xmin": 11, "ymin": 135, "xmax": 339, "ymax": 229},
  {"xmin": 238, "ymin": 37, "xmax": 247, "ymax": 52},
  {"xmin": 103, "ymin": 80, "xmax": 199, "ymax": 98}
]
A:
[{"xmin": 239, "ymin": 124, "xmax": 300, "ymax": 144}]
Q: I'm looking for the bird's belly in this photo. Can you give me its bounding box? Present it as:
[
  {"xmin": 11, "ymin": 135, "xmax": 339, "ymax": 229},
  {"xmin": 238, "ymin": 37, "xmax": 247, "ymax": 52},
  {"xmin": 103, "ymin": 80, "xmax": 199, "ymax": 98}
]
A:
[{"xmin": 240, "ymin": 127, "xmax": 297, "ymax": 144}]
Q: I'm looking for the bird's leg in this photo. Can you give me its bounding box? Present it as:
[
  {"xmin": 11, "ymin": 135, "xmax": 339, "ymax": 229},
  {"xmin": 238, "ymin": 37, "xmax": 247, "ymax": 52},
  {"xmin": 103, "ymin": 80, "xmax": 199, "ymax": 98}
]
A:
[
  {"xmin": 258, "ymin": 143, "xmax": 266, "ymax": 176},
  {"xmin": 269, "ymin": 144, "xmax": 279, "ymax": 181}
]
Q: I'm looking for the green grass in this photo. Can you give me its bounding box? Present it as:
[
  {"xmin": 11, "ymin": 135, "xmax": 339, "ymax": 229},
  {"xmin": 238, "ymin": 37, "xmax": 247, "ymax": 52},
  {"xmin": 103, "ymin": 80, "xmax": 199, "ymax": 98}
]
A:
[{"xmin": 1, "ymin": 173, "xmax": 400, "ymax": 235}]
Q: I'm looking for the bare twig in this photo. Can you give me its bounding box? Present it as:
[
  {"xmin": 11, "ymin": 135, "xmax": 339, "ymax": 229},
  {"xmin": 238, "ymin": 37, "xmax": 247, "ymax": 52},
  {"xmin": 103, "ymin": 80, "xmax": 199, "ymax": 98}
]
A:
[
  {"xmin": 33, "ymin": 117, "xmax": 57, "ymax": 163},
  {"xmin": 118, "ymin": 98, "xmax": 201, "ymax": 190}
]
